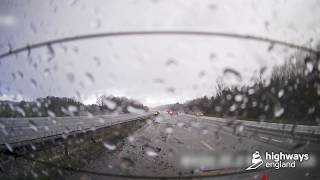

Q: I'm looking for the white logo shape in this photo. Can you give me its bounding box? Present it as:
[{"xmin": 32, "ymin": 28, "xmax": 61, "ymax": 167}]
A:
[{"xmin": 246, "ymin": 151, "xmax": 263, "ymax": 170}]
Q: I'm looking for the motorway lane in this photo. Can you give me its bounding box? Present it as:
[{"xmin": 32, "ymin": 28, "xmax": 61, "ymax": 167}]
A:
[
  {"xmin": 0, "ymin": 113, "xmax": 151, "ymax": 145},
  {"xmin": 71, "ymin": 113, "xmax": 320, "ymax": 180}
]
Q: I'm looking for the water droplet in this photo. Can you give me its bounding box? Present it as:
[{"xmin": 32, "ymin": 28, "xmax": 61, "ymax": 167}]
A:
[
  {"xmin": 15, "ymin": 106, "xmax": 26, "ymax": 116},
  {"xmin": 229, "ymin": 104, "xmax": 237, "ymax": 112},
  {"xmin": 11, "ymin": 73, "xmax": 16, "ymax": 80},
  {"xmin": 66, "ymin": 73, "xmax": 75, "ymax": 83},
  {"xmin": 30, "ymin": 23, "xmax": 37, "ymax": 34},
  {"xmin": 166, "ymin": 127, "xmax": 173, "ymax": 134},
  {"xmin": 30, "ymin": 170, "xmax": 38, "ymax": 178},
  {"xmin": 88, "ymin": 112, "xmax": 93, "ymax": 118},
  {"xmin": 68, "ymin": 105, "xmax": 78, "ymax": 113},
  {"xmin": 69, "ymin": 0, "xmax": 79, "ymax": 6},
  {"xmin": 31, "ymin": 144, "xmax": 37, "ymax": 150},
  {"xmin": 128, "ymin": 136, "xmax": 135, "ymax": 142},
  {"xmin": 7, "ymin": 42, "xmax": 13, "ymax": 53},
  {"xmin": 223, "ymin": 68, "xmax": 242, "ymax": 84},
  {"xmin": 155, "ymin": 116, "xmax": 163, "ymax": 123},
  {"xmin": 177, "ymin": 122, "xmax": 184, "ymax": 128},
  {"xmin": 215, "ymin": 106, "xmax": 222, "ymax": 112},
  {"xmin": 102, "ymin": 99, "xmax": 116, "ymax": 110},
  {"xmin": 93, "ymin": 56, "xmax": 101, "ymax": 66},
  {"xmin": 248, "ymin": 88, "xmax": 255, "ymax": 95},
  {"xmin": 209, "ymin": 53, "xmax": 216, "ymax": 61},
  {"xmin": 30, "ymin": 78, "xmax": 37, "ymax": 88},
  {"xmin": 0, "ymin": 122, "xmax": 8, "ymax": 136},
  {"xmin": 73, "ymin": 46, "xmax": 79, "ymax": 53},
  {"xmin": 274, "ymin": 105, "xmax": 284, "ymax": 118},
  {"xmin": 43, "ymin": 68, "xmax": 51, "ymax": 77},
  {"xmin": 268, "ymin": 42, "xmax": 274, "ymax": 51},
  {"xmin": 153, "ymin": 78, "xmax": 164, "ymax": 84},
  {"xmin": 208, "ymin": 3, "xmax": 217, "ymax": 11},
  {"xmin": 127, "ymin": 106, "xmax": 145, "ymax": 114},
  {"xmin": 46, "ymin": 43, "xmax": 55, "ymax": 62},
  {"xmin": 201, "ymin": 128, "xmax": 208, "ymax": 135},
  {"xmin": 259, "ymin": 66, "xmax": 267, "ymax": 75},
  {"xmin": 146, "ymin": 149, "xmax": 158, "ymax": 157},
  {"xmin": 5, "ymin": 143, "xmax": 13, "ymax": 152},
  {"xmin": 47, "ymin": 110, "xmax": 56, "ymax": 117},
  {"xmin": 167, "ymin": 87, "xmax": 175, "ymax": 93},
  {"xmin": 33, "ymin": 62, "xmax": 38, "ymax": 70},
  {"xmin": 306, "ymin": 61, "xmax": 314, "ymax": 73},
  {"xmin": 29, "ymin": 120, "xmax": 38, "ymax": 132},
  {"xmin": 44, "ymin": 126, "xmax": 49, "ymax": 131},
  {"xmin": 198, "ymin": 70, "xmax": 206, "ymax": 78},
  {"xmin": 41, "ymin": 170, "xmax": 49, "ymax": 176},
  {"xmin": 236, "ymin": 124, "xmax": 244, "ymax": 133},
  {"xmin": 165, "ymin": 58, "xmax": 178, "ymax": 67},
  {"xmin": 91, "ymin": 18, "xmax": 101, "ymax": 29},
  {"xmin": 308, "ymin": 106, "xmax": 315, "ymax": 114},
  {"xmin": 278, "ymin": 89, "xmax": 284, "ymax": 98},
  {"xmin": 120, "ymin": 157, "xmax": 135, "ymax": 169},
  {"xmin": 17, "ymin": 71, "xmax": 24, "ymax": 79},
  {"xmin": 103, "ymin": 142, "xmax": 116, "ymax": 151},
  {"xmin": 144, "ymin": 145, "xmax": 161, "ymax": 157},
  {"xmin": 85, "ymin": 72, "xmax": 95, "ymax": 83},
  {"xmin": 235, "ymin": 94, "xmax": 243, "ymax": 102}
]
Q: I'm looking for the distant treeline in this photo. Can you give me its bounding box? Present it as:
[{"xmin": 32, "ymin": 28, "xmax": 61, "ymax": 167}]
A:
[
  {"xmin": 168, "ymin": 52, "xmax": 320, "ymax": 125},
  {"xmin": 0, "ymin": 95, "xmax": 148, "ymax": 118}
]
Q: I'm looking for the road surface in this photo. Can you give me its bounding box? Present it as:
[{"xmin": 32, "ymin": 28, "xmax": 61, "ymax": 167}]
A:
[{"xmin": 70, "ymin": 113, "xmax": 320, "ymax": 180}]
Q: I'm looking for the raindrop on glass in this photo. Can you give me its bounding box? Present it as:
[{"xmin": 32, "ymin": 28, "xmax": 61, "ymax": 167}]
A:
[
  {"xmin": 165, "ymin": 58, "xmax": 178, "ymax": 67},
  {"xmin": 144, "ymin": 145, "xmax": 161, "ymax": 157},
  {"xmin": 167, "ymin": 87, "xmax": 175, "ymax": 94},
  {"xmin": 93, "ymin": 56, "xmax": 101, "ymax": 66},
  {"xmin": 17, "ymin": 71, "xmax": 24, "ymax": 79},
  {"xmin": 68, "ymin": 105, "xmax": 78, "ymax": 113},
  {"xmin": 274, "ymin": 105, "xmax": 284, "ymax": 118},
  {"xmin": 120, "ymin": 157, "xmax": 135, "ymax": 169},
  {"xmin": 103, "ymin": 142, "xmax": 116, "ymax": 151},
  {"xmin": 47, "ymin": 110, "xmax": 56, "ymax": 118},
  {"xmin": 5, "ymin": 143, "xmax": 13, "ymax": 152},
  {"xmin": 223, "ymin": 68, "xmax": 242, "ymax": 82},
  {"xmin": 66, "ymin": 73, "xmax": 75, "ymax": 83},
  {"xmin": 278, "ymin": 89, "xmax": 284, "ymax": 98},
  {"xmin": 29, "ymin": 120, "xmax": 38, "ymax": 132},
  {"xmin": 30, "ymin": 79, "xmax": 37, "ymax": 88},
  {"xmin": 153, "ymin": 78, "xmax": 164, "ymax": 84},
  {"xmin": 235, "ymin": 94, "xmax": 243, "ymax": 102},
  {"xmin": 85, "ymin": 72, "xmax": 95, "ymax": 83},
  {"xmin": 198, "ymin": 70, "xmax": 206, "ymax": 78},
  {"xmin": 166, "ymin": 127, "xmax": 173, "ymax": 134},
  {"xmin": 43, "ymin": 68, "xmax": 51, "ymax": 77}
]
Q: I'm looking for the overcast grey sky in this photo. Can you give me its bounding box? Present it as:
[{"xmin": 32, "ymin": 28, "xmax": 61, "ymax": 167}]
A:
[{"xmin": 0, "ymin": 0, "xmax": 320, "ymax": 107}]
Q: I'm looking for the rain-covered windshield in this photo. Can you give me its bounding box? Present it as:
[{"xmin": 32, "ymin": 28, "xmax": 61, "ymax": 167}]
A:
[{"xmin": 0, "ymin": 1, "xmax": 320, "ymax": 180}]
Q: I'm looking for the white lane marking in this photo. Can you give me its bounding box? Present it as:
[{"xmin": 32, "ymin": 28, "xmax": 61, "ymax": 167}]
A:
[
  {"xmin": 201, "ymin": 141, "xmax": 215, "ymax": 151},
  {"xmin": 260, "ymin": 136, "xmax": 269, "ymax": 140},
  {"xmin": 271, "ymin": 139, "xmax": 282, "ymax": 143},
  {"xmin": 260, "ymin": 136, "xmax": 282, "ymax": 143}
]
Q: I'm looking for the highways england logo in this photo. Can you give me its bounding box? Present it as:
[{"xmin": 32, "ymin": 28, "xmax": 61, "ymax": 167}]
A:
[{"xmin": 246, "ymin": 151, "xmax": 309, "ymax": 170}]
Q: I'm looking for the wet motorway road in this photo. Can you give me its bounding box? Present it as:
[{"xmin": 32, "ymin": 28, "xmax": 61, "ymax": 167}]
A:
[{"xmin": 71, "ymin": 113, "xmax": 320, "ymax": 180}]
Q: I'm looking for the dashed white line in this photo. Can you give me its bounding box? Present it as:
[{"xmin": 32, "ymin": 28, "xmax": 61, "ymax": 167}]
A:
[
  {"xmin": 200, "ymin": 140, "xmax": 215, "ymax": 151},
  {"xmin": 260, "ymin": 136, "xmax": 283, "ymax": 143},
  {"xmin": 271, "ymin": 139, "xmax": 283, "ymax": 143},
  {"xmin": 260, "ymin": 136, "xmax": 269, "ymax": 140}
]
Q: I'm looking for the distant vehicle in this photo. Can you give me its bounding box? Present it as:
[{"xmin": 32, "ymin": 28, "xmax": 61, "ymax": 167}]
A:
[
  {"xmin": 168, "ymin": 110, "xmax": 178, "ymax": 116},
  {"xmin": 195, "ymin": 112, "xmax": 204, "ymax": 116}
]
